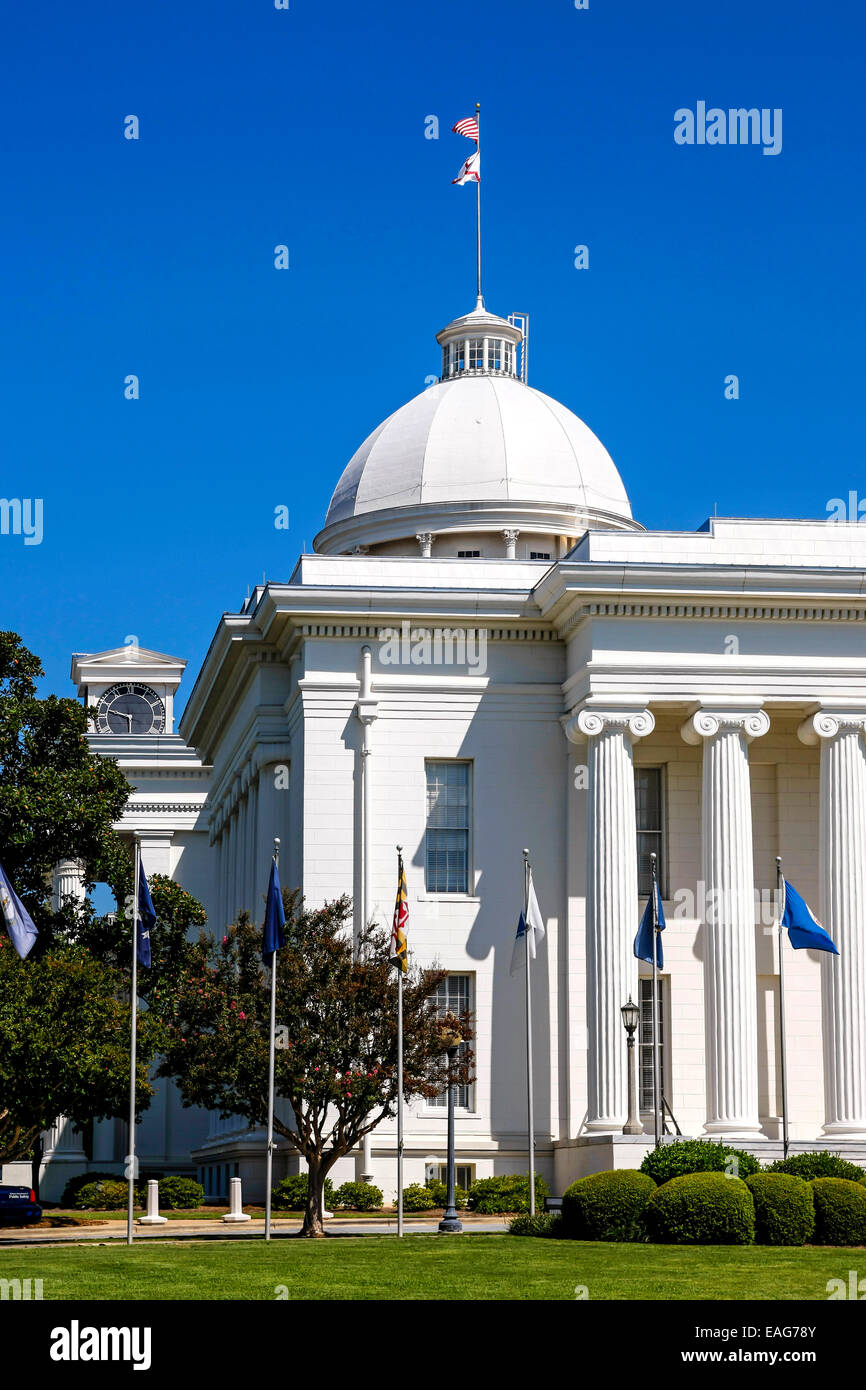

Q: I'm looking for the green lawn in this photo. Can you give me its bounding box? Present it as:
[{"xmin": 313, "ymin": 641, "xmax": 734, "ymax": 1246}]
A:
[{"xmin": 0, "ymin": 1235, "xmax": 858, "ymax": 1300}]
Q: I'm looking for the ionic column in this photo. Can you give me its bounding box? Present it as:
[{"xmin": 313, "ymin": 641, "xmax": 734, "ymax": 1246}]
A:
[
  {"xmin": 566, "ymin": 706, "xmax": 654, "ymax": 1131},
  {"xmin": 798, "ymin": 711, "xmax": 866, "ymax": 1138},
  {"xmin": 682, "ymin": 708, "xmax": 770, "ymax": 1139}
]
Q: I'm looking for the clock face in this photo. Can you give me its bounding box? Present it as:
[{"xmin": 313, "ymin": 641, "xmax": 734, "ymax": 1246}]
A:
[{"xmin": 95, "ymin": 682, "xmax": 166, "ymax": 735}]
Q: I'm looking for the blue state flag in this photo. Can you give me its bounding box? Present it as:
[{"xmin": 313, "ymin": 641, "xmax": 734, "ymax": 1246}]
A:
[
  {"xmin": 781, "ymin": 878, "xmax": 839, "ymax": 955},
  {"xmin": 137, "ymin": 863, "xmax": 155, "ymax": 968},
  {"xmin": 262, "ymin": 858, "xmax": 286, "ymax": 962},
  {"xmin": 0, "ymin": 860, "xmax": 38, "ymax": 960},
  {"xmin": 634, "ymin": 882, "xmax": 665, "ymax": 969}
]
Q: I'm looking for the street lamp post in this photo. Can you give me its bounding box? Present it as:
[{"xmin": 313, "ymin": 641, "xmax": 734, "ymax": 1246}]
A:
[
  {"xmin": 438, "ymin": 1040, "xmax": 463, "ymax": 1234},
  {"xmin": 620, "ymin": 996, "xmax": 643, "ymax": 1135}
]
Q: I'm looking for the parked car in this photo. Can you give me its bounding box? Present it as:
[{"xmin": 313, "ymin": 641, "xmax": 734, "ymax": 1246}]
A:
[{"xmin": 0, "ymin": 1185, "xmax": 42, "ymax": 1225}]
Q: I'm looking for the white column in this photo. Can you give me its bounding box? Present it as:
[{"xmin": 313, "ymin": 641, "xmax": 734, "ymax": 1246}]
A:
[
  {"xmin": 682, "ymin": 708, "xmax": 769, "ymax": 1139},
  {"xmin": 566, "ymin": 706, "xmax": 654, "ymax": 1131},
  {"xmin": 502, "ymin": 528, "xmax": 520, "ymax": 560},
  {"xmin": 51, "ymin": 860, "xmax": 85, "ymax": 912},
  {"xmin": 799, "ymin": 711, "xmax": 866, "ymax": 1138}
]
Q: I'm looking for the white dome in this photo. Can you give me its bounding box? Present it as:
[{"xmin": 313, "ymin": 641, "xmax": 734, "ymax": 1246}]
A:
[{"xmin": 314, "ymin": 307, "xmax": 638, "ymax": 555}]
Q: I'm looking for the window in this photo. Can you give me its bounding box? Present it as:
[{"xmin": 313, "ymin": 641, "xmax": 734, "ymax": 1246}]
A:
[
  {"xmin": 457, "ymin": 549, "xmax": 481, "ymax": 558},
  {"xmin": 489, "ymin": 338, "xmax": 503, "ymax": 370},
  {"xmin": 425, "ymin": 762, "xmax": 470, "ymax": 892},
  {"xmin": 530, "ymin": 551, "xmax": 551, "ymax": 561},
  {"xmin": 430, "ymin": 974, "xmax": 473, "ymax": 1110},
  {"xmin": 635, "ymin": 766, "xmax": 664, "ymax": 897},
  {"xmin": 504, "ymin": 341, "xmax": 513, "ymax": 373},
  {"xmin": 468, "ymin": 337, "xmax": 484, "ymax": 370},
  {"xmin": 427, "ymin": 1162, "xmax": 476, "ymax": 1190},
  {"xmin": 639, "ymin": 976, "xmax": 666, "ymax": 1113},
  {"xmin": 442, "ymin": 345, "xmax": 452, "ymax": 377}
]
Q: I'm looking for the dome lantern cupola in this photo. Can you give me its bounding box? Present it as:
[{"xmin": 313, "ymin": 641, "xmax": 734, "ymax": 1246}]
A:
[{"xmin": 436, "ymin": 296, "xmax": 524, "ymax": 382}]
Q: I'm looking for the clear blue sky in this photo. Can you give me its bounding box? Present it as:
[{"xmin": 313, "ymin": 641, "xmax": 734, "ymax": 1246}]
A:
[{"xmin": 1, "ymin": 0, "xmax": 863, "ymax": 713}]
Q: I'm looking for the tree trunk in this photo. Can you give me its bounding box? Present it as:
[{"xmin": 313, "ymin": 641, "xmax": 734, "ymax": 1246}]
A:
[{"xmin": 301, "ymin": 1157, "xmax": 326, "ymax": 1237}]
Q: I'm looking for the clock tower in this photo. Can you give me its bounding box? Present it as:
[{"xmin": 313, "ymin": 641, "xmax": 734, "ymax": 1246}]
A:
[{"xmin": 71, "ymin": 643, "xmax": 184, "ymax": 736}]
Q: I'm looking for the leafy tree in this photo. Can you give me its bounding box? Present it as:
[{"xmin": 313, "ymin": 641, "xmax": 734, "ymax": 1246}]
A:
[
  {"xmin": 0, "ymin": 631, "xmax": 130, "ymax": 933},
  {"xmin": 0, "ymin": 933, "xmax": 154, "ymax": 1166},
  {"xmin": 157, "ymin": 893, "xmax": 473, "ymax": 1236}
]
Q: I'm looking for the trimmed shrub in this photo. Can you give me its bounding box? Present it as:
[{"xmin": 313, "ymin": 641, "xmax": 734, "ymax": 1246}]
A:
[
  {"xmin": 766, "ymin": 1151, "xmax": 865, "ymax": 1183},
  {"xmin": 640, "ymin": 1139, "xmax": 760, "ymax": 1186},
  {"xmin": 745, "ymin": 1173, "xmax": 815, "ymax": 1246},
  {"xmin": 155, "ymin": 1176, "xmax": 204, "ymax": 1210},
  {"xmin": 427, "ymin": 1178, "xmax": 468, "ymax": 1210},
  {"xmin": 73, "ymin": 1179, "xmax": 144, "ymax": 1211},
  {"xmin": 333, "ymin": 1181, "xmax": 383, "ymax": 1212},
  {"xmin": 508, "ymin": 1212, "xmax": 562, "ymax": 1238},
  {"xmin": 271, "ymin": 1174, "xmax": 335, "ymax": 1211},
  {"xmin": 644, "ymin": 1173, "xmax": 755, "ymax": 1245},
  {"xmin": 562, "ymin": 1169, "xmax": 656, "ymax": 1242},
  {"xmin": 61, "ymin": 1171, "xmax": 122, "ymax": 1208},
  {"xmin": 401, "ymin": 1184, "xmax": 436, "ymax": 1212},
  {"xmin": 811, "ymin": 1178, "xmax": 866, "ymax": 1246},
  {"xmin": 466, "ymin": 1174, "xmax": 548, "ymax": 1215}
]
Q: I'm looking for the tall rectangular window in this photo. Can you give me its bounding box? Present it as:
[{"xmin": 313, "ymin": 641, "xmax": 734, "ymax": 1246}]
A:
[
  {"xmin": 635, "ymin": 766, "xmax": 664, "ymax": 898},
  {"xmin": 468, "ymin": 338, "xmax": 484, "ymax": 370},
  {"xmin": 639, "ymin": 976, "xmax": 666, "ymax": 1113},
  {"xmin": 430, "ymin": 973, "xmax": 473, "ymax": 1110},
  {"xmin": 425, "ymin": 761, "xmax": 470, "ymax": 893}
]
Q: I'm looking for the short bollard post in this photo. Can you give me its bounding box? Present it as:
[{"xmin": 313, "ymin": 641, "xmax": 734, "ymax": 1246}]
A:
[
  {"xmin": 139, "ymin": 1179, "xmax": 168, "ymax": 1226},
  {"xmin": 223, "ymin": 1175, "xmax": 252, "ymax": 1223}
]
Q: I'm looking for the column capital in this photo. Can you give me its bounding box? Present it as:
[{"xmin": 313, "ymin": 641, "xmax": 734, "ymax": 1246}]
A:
[
  {"xmin": 798, "ymin": 709, "xmax": 866, "ymax": 746},
  {"xmin": 563, "ymin": 706, "xmax": 655, "ymax": 744},
  {"xmin": 681, "ymin": 707, "xmax": 770, "ymax": 745}
]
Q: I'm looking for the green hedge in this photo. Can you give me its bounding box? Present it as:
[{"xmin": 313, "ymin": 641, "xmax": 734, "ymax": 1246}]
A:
[
  {"xmin": 640, "ymin": 1139, "xmax": 760, "ymax": 1186},
  {"xmin": 466, "ymin": 1174, "xmax": 548, "ymax": 1215},
  {"xmin": 333, "ymin": 1181, "xmax": 383, "ymax": 1211},
  {"xmin": 745, "ymin": 1173, "xmax": 815, "ymax": 1246},
  {"xmin": 271, "ymin": 1174, "xmax": 335, "ymax": 1211},
  {"xmin": 811, "ymin": 1178, "xmax": 866, "ymax": 1246},
  {"xmin": 427, "ymin": 1178, "xmax": 468, "ymax": 1210},
  {"xmin": 562, "ymin": 1169, "xmax": 656, "ymax": 1242},
  {"xmin": 401, "ymin": 1184, "xmax": 436, "ymax": 1212},
  {"xmin": 508, "ymin": 1212, "xmax": 562, "ymax": 1238},
  {"xmin": 73, "ymin": 1179, "xmax": 144, "ymax": 1210},
  {"xmin": 766, "ymin": 1151, "xmax": 865, "ymax": 1183},
  {"xmin": 61, "ymin": 1172, "xmax": 121, "ymax": 1208},
  {"xmin": 644, "ymin": 1172, "xmax": 755, "ymax": 1245},
  {"xmin": 156, "ymin": 1177, "xmax": 204, "ymax": 1210}
]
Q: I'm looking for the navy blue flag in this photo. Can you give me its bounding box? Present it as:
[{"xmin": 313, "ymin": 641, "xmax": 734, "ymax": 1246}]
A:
[
  {"xmin": 634, "ymin": 881, "xmax": 665, "ymax": 969},
  {"xmin": 137, "ymin": 863, "xmax": 155, "ymax": 968},
  {"xmin": 262, "ymin": 858, "xmax": 286, "ymax": 962},
  {"xmin": 0, "ymin": 860, "xmax": 38, "ymax": 960},
  {"xmin": 781, "ymin": 878, "xmax": 839, "ymax": 955}
]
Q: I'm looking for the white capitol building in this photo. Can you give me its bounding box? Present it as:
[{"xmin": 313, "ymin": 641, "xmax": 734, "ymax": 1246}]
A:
[{"xmin": 26, "ymin": 293, "xmax": 866, "ymax": 1201}]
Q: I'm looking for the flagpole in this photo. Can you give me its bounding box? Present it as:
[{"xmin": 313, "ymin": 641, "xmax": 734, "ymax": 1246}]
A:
[
  {"xmin": 776, "ymin": 855, "xmax": 790, "ymax": 1161},
  {"xmin": 650, "ymin": 852, "xmax": 661, "ymax": 1149},
  {"xmin": 523, "ymin": 848, "xmax": 536, "ymax": 1216},
  {"xmin": 127, "ymin": 834, "xmax": 140, "ymax": 1246},
  {"xmin": 265, "ymin": 837, "xmax": 280, "ymax": 1242},
  {"xmin": 475, "ymin": 101, "xmax": 482, "ymax": 304},
  {"xmin": 396, "ymin": 845, "xmax": 404, "ymax": 1239}
]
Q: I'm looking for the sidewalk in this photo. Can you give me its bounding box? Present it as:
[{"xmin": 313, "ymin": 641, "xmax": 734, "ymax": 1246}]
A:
[{"xmin": 0, "ymin": 1215, "xmax": 508, "ymax": 1246}]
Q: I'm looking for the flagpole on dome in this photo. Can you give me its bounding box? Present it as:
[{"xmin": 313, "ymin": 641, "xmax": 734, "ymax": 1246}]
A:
[
  {"xmin": 127, "ymin": 834, "xmax": 141, "ymax": 1245},
  {"xmin": 475, "ymin": 101, "xmax": 482, "ymax": 306},
  {"xmin": 775, "ymin": 856, "xmax": 790, "ymax": 1161},
  {"xmin": 650, "ymin": 852, "xmax": 661, "ymax": 1149}
]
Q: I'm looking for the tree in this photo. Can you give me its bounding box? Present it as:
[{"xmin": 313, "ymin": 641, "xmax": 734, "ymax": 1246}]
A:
[
  {"xmin": 157, "ymin": 893, "xmax": 473, "ymax": 1236},
  {"xmin": 0, "ymin": 631, "xmax": 130, "ymax": 933},
  {"xmin": 0, "ymin": 933, "xmax": 154, "ymax": 1166}
]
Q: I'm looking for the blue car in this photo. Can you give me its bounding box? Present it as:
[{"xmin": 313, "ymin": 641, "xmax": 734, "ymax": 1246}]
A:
[{"xmin": 0, "ymin": 1185, "xmax": 42, "ymax": 1225}]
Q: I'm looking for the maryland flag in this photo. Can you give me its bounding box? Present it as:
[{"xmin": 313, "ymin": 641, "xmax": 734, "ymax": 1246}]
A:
[{"xmin": 391, "ymin": 856, "xmax": 408, "ymax": 973}]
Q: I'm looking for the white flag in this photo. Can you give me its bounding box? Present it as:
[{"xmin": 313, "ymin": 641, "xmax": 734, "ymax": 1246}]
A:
[
  {"xmin": 452, "ymin": 148, "xmax": 481, "ymax": 185},
  {"xmin": 510, "ymin": 873, "xmax": 545, "ymax": 975}
]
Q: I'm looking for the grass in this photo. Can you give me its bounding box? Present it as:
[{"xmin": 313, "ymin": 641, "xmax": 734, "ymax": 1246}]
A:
[
  {"xmin": 0, "ymin": 1235, "xmax": 859, "ymax": 1300},
  {"xmin": 32, "ymin": 1207, "xmax": 461, "ymax": 1226}
]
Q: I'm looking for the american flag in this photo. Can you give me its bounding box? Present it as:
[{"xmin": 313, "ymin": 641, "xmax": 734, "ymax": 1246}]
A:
[{"xmin": 452, "ymin": 116, "xmax": 479, "ymax": 142}]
